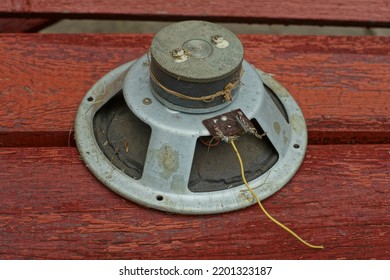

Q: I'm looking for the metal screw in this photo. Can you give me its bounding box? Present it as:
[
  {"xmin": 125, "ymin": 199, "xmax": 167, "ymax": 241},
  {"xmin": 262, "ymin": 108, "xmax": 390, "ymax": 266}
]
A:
[
  {"xmin": 171, "ymin": 48, "xmax": 190, "ymax": 63},
  {"xmin": 211, "ymin": 35, "xmax": 229, "ymax": 49},
  {"xmin": 211, "ymin": 35, "xmax": 224, "ymax": 44},
  {"xmin": 171, "ymin": 48, "xmax": 185, "ymax": 58},
  {"xmin": 143, "ymin": 98, "xmax": 152, "ymax": 105}
]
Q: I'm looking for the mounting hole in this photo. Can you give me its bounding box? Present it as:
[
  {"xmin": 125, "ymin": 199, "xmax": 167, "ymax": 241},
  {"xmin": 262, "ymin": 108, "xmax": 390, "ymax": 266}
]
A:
[
  {"xmin": 87, "ymin": 97, "xmax": 94, "ymax": 102},
  {"xmin": 293, "ymin": 144, "xmax": 300, "ymax": 149},
  {"xmin": 156, "ymin": 195, "xmax": 164, "ymax": 201}
]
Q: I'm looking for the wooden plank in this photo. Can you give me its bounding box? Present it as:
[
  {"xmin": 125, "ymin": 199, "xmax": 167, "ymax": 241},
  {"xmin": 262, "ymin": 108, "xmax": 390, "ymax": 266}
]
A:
[
  {"xmin": 0, "ymin": 18, "xmax": 55, "ymax": 32},
  {"xmin": 1, "ymin": 0, "xmax": 390, "ymax": 27},
  {"xmin": 0, "ymin": 144, "xmax": 389, "ymax": 259},
  {"xmin": 1, "ymin": 34, "xmax": 389, "ymax": 146}
]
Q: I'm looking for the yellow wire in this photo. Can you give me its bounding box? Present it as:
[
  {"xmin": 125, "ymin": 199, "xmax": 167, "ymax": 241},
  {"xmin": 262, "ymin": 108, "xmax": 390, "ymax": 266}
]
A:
[{"xmin": 230, "ymin": 139, "xmax": 324, "ymax": 249}]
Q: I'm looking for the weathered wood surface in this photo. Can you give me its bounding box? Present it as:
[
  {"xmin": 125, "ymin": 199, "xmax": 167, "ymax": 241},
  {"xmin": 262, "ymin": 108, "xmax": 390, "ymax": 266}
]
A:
[
  {"xmin": 1, "ymin": 0, "xmax": 390, "ymax": 27},
  {"xmin": 0, "ymin": 145, "xmax": 389, "ymax": 259},
  {"xmin": 0, "ymin": 34, "xmax": 389, "ymax": 147},
  {"xmin": 0, "ymin": 33, "xmax": 389, "ymax": 259},
  {"xmin": 0, "ymin": 18, "xmax": 54, "ymax": 32}
]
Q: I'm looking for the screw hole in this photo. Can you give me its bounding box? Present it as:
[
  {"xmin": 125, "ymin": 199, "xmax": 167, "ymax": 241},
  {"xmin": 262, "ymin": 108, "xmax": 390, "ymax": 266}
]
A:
[
  {"xmin": 156, "ymin": 195, "xmax": 164, "ymax": 201},
  {"xmin": 87, "ymin": 97, "xmax": 94, "ymax": 102},
  {"xmin": 293, "ymin": 144, "xmax": 300, "ymax": 149}
]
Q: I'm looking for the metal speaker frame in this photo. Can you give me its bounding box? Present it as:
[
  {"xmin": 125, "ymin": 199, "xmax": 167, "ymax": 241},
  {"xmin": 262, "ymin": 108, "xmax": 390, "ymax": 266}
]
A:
[
  {"xmin": 76, "ymin": 20, "xmax": 307, "ymax": 214},
  {"xmin": 75, "ymin": 57, "xmax": 307, "ymax": 214}
]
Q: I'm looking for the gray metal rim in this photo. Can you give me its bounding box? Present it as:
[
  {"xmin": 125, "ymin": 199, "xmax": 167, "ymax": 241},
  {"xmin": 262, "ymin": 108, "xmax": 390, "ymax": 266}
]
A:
[{"xmin": 75, "ymin": 56, "xmax": 307, "ymax": 214}]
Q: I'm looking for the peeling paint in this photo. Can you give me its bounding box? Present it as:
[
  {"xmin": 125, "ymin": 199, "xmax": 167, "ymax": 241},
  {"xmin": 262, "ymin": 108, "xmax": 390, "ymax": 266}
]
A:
[
  {"xmin": 158, "ymin": 145, "xmax": 179, "ymax": 178},
  {"xmin": 274, "ymin": 121, "xmax": 281, "ymax": 135}
]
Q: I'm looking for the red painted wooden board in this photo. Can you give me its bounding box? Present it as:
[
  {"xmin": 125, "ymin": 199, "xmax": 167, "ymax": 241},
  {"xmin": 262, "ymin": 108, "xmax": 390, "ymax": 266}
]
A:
[
  {"xmin": 0, "ymin": 145, "xmax": 389, "ymax": 259},
  {"xmin": 0, "ymin": 18, "xmax": 54, "ymax": 32},
  {"xmin": 0, "ymin": 0, "xmax": 390, "ymax": 27},
  {"xmin": 0, "ymin": 32, "xmax": 389, "ymax": 260},
  {"xmin": 0, "ymin": 34, "xmax": 389, "ymax": 147}
]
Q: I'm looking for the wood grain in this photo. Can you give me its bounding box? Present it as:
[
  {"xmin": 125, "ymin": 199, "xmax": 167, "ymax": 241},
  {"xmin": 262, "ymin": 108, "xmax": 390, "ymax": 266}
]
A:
[
  {"xmin": 1, "ymin": 0, "xmax": 389, "ymax": 262},
  {"xmin": 0, "ymin": 18, "xmax": 54, "ymax": 32},
  {"xmin": 0, "ymin": 34, "xmax": 389, "ymax": 146},
  {"xmin": 0, "ymin": 145, "xmax": 389, "ymax": 259},
  {"xmin": 1, "ymin": 0, "xmax": 390, "ymax": 27}
]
